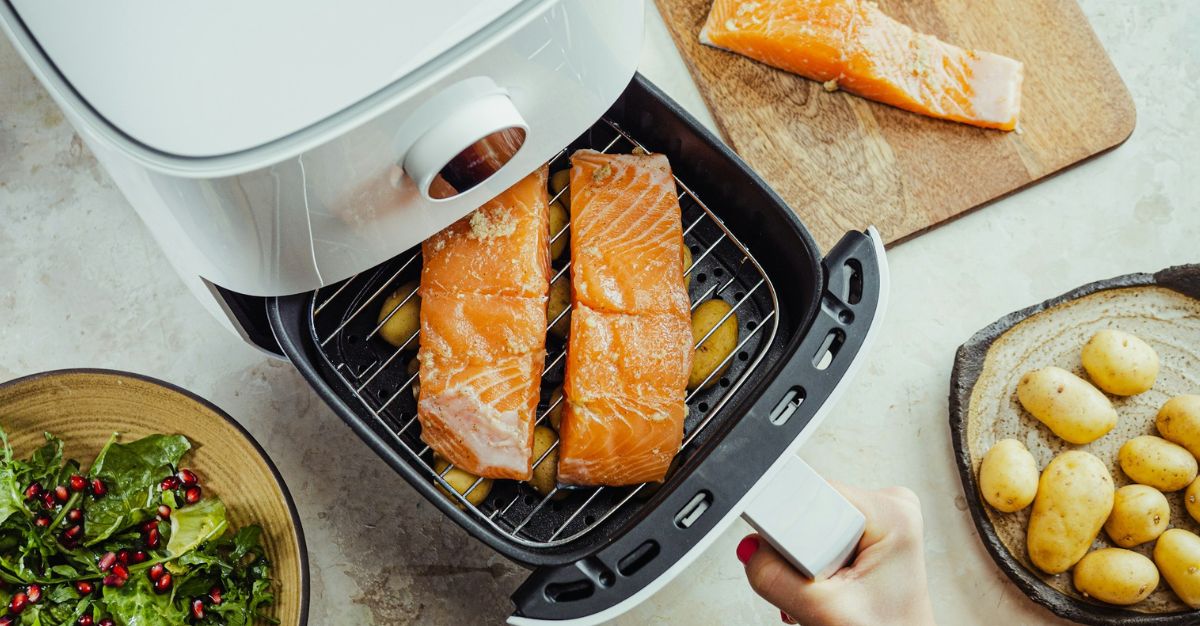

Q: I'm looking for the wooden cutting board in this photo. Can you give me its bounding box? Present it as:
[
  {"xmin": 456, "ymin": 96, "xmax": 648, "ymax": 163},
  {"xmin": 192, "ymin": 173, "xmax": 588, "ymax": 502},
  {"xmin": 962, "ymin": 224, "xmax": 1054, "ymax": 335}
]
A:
[{"xmin": 654, "ymin": 0, "xmax": 1136, "ymax": 251}]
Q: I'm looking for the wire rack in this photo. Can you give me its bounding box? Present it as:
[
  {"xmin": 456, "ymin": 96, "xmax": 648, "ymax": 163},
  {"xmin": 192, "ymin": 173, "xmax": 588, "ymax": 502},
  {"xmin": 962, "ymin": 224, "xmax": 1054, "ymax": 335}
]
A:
[{"xmin": 308, "ymin": 119, "xmax": 780, "ymax": 549}]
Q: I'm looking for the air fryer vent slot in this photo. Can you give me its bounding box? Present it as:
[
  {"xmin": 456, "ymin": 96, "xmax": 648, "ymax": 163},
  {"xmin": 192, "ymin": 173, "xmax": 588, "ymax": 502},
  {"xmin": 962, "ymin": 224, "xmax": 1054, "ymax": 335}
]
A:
[
  {"xmin": 545, "ymin": 579, "xmax": 594, "ymax": 603},
  {"xmin": 770, "ymin": 386, "xmax": 806, "ymax": 426},
  {"xmin": 617, "ymin": 540, "xmax": 660, "ymax": 577}
]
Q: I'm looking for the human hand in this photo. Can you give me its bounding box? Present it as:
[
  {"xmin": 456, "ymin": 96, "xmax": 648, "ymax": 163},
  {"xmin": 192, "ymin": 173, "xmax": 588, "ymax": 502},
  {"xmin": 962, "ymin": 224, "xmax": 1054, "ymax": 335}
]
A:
[{"xmin": 735, "ymin": 482, "xmax": 936, "ymax": 625}]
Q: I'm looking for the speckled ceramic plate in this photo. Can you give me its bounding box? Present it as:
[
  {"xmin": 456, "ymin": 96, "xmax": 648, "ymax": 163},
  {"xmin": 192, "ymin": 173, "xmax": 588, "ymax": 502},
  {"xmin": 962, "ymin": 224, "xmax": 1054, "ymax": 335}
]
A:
[
  {"xmin": 950, "ymin": 265, "xmax": 1200, "ymax": 625},
  {"xmin": 0, "ymin": 369, "xmax": 309, "ymax": 626}
]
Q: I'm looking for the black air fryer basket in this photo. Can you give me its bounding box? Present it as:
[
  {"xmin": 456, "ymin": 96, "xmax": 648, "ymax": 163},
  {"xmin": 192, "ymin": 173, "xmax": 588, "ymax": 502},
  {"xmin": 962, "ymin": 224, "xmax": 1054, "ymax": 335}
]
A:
[{"xmin": 267, "ymin": 74, "xmax": 883, "ymax": 621}]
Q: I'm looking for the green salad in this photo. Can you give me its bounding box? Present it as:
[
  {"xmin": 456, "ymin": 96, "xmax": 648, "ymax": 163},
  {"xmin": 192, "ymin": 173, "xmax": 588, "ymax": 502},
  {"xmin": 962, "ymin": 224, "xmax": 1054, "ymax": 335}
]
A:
[{"xmin": 0, "ymin": 427, "xmax": 275, "ymax": 625}]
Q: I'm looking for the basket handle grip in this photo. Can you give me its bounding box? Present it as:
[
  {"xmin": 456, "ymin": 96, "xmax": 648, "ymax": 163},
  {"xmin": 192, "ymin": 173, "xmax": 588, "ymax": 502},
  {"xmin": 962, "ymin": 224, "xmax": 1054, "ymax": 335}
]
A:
[{"xmin": 741, "ymin": 455, "xmax": 865, "ymax": 579}]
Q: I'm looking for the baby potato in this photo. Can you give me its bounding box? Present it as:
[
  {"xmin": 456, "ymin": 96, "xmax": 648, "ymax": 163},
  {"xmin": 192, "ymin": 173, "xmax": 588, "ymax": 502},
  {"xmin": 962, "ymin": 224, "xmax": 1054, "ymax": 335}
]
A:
[
  {"xmin": 549, "ymin": 200, "xmax": 569, "ymax": 260},
  {"xmin": 378, "ymin": 281, "xmax": 421, "ymax": 348},
  {"xmin": 1156, "ymin": 395, "xmax": 1200, "ymax": 458},
  {"xmin": 1016, "ymin": 366, "xmax": 1117, "ymax": 444},
  {"xmin": 681, "ymin": 246, "xmax": 693, "ymax": 288},
  {"xmin": 1119, "ymin": 435, "xmax": 1197, "ymax": 492},
  {"xmin": 1073, "ymin": 548, "xmax": 1159, "ymax": 605},
  {"xmin": 547, "ymin": 274, "xmax": 571, "ymax": 339},
  {"xmin": 688, "ymin": 299, "xmax": 739, "ymax": 390},
  {"xmin": 550, "ymin": 169, "xmax": 570, "ymax": 208},
  {"xmin": 978, "ymin": 439, "xmax": 1039, "ymax": 512},
  {"xmin": 1186, "ymin": 477, "xmax": 1200, "ymax": 524},
  {"xmin": 547, "ymin": 386, "xmax": 565, "ymax": 431},
  {"xmin": 1154, "ymin": 528, "xmax": 1200, "ymax": 608},
  {"xmin": 1081, "ymin": 329, "xmax": 1159, "ymax": 396},
  {"xmin": 407, "ymin": 356, "xmax": 420, "ymax": 400},
  {"xmin": 529, "ymin": 426, "xmax": 562, "ymax": 498},
  {"xmin": 1027, "ymin": 451, "xmax": 1114, "ymax": 574},
  {"xmin": 1105, "ymin": 484, "xmax": 1170, "ymax": 547},
  {"xmin": 433, "ymin": 458, "xmax": 492, "ymax": 507}
]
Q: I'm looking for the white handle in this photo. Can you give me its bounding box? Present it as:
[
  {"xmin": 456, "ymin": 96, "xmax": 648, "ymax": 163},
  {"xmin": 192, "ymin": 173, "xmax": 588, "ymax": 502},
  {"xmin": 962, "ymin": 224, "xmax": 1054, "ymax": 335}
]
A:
[
  {"xmin": 740, "ymin": 456, "xmax": 865, "ymax": 579},
  {"xmin": 402, "ymin": 92, "xmax": 528, "ymax": 200}
]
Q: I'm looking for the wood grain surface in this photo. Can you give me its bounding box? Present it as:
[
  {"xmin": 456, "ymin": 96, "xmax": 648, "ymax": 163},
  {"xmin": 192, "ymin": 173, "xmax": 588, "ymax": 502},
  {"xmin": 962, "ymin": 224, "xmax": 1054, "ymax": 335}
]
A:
[{"xmin": 654, "ymin": 0, "xmax": 1136, "ymax": 251}]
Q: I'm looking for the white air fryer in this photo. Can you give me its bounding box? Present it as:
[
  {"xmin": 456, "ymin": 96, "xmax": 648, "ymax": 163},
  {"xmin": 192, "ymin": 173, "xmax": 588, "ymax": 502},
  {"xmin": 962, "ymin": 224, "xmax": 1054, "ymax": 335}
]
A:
[{"xmin": 1, "ymin": 1, "xmax": 890, "ymax": 624}]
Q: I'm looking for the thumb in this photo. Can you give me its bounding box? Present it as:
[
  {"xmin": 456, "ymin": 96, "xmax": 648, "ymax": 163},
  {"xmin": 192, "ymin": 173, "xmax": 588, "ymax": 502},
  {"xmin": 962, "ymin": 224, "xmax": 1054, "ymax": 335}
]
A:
[{"xmin": 740, "ymin": 534, "xmax": 847, "ymax": 626}]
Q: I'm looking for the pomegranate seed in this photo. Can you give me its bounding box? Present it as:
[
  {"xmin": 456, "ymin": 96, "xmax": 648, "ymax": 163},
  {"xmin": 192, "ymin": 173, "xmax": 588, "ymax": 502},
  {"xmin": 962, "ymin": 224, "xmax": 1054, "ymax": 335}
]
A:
[
  {"xmin": 42, "ymin": 491, "xmax": 57, "ymax": 509},
  {"xmin": 26, "ymin": 584, "xmax": 41, "ymax": 603},
  {"xmin": 102, "ymin": 574, "xmax": 124, "ymax": 588},
  {"xmin": 77, "ymin": 615, "xmax": 94, "ymax": 626},
  {"xmin": 63, "ymin": 524, "xmax": 83, "ymax": 541},
  {"xmin": 34, "ymin": 513, "xmax": 51, "ymax": 527},
  {"xmin": 132, "ymin": 550, "xmax": 149, "ymax": 563},
  {"xmin": 183, "ymin": 486, "xmax": 202, "ymax": 504},
  {"xmin": 157, "ymin": 504, "xmax": 172, "ymax": 519},
  {"xmin": 190, "ymin": 597, "xmax": 205, "ymax": 619},
  {"xmin": 69, "ymin": 474, "xmax": 87, "ymax": 492},
  {"xmin": 66, "ymin": 508, "xmax": 83, "ymax": 523},
  {"xmin": 111, "ymin": 563, "xmax": 129, "ymax": 582},
  {"xmin": 178, "ymin": 468, "xmax": 199, "ymax": 486},
  {"xmin": 208, "ymin": 586, "xmax": 222, "ymax": 605},
  {"xmin": 146, "ymin": 527, "xmax": 160, "ymax": 549},
  {"xmin": 99, "ymin": 620, "xmax": 115, "ymax": 626},
  {"xmin": 116, "ymin": 549, "xmax": 131, "ymax": 565},
  {"xmin": 24, "ymin": 482, "xmax": 42, "ymax": 500},
  {"xmin": 9, "ymin": 591, "xmax": 28, "ymax": 614},
  {"xmin": 148, "ymin": 563, "xmax": 166, "ymax": 581},
  {"xmin": 75, "ymin": 580, "xmax": 94, "ymax": 595},
  {"xmin": 54, "ymin": 485, "xmax": 69, "ymax": 503},
  {"xmin": 141, "ymin": 519, "xmax": 158, "ymax": 533},
  {"xmin": 153, "ymin": 572, "xmax": 172, "ymax": 594},
  {"xmin": 90, "ymin": 478, "xmax": 107, "ymax": 497},
  {"xmin": 0, "ymin": 617, "xmax": 13, "ymax": 626},
  {"xmin": 160, "ymin": 476, "xmax": 180, "ymax": 491},
  {"xmin": 97, "ymin": 551, "xmax": 117, "ymax": 572}
]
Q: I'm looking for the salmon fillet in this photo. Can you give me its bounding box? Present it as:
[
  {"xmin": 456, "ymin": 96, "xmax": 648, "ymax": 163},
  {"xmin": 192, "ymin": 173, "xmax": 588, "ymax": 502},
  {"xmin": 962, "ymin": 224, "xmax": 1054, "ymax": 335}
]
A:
[
  {"xmin": 700, "ymin": 0, "xmax": 1024, "ymax": 131},
  {"xmin": 417, "ymin": 167, "xmax": 550, "ymax": 480},
  {"xmin": 559, "ymin": 151, "xmax": 693, "ymax": 486}
]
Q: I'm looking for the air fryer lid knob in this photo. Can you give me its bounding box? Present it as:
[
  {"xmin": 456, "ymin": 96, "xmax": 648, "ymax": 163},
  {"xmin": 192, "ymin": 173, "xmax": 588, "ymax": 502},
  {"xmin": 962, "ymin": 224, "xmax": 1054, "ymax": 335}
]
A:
[{"xmin": 403, "ymin": 92, "xmax": 528, "ymax": 201}]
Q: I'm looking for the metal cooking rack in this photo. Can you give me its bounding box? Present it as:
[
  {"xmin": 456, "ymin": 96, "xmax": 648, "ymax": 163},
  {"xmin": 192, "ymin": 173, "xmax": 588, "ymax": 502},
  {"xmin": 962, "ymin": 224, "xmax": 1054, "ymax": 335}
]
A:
[{"xmin": 309, "ymin": 119, "xmax": 780, "ymax": 549}]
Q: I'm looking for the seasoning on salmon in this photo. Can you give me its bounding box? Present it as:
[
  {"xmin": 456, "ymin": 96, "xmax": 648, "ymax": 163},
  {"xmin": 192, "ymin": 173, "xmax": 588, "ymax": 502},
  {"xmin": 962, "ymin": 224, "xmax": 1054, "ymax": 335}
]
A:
[
  {"xmin": 700, "ymin": 0, "xmax": 1024, "ymax": 131},
  {"xmin": 558, "ymin": 151, "xmax": 693, "ymax": 486},
  {"xmin": 416, "ymin": 167, "xmax": 551, "ymax": 480}
]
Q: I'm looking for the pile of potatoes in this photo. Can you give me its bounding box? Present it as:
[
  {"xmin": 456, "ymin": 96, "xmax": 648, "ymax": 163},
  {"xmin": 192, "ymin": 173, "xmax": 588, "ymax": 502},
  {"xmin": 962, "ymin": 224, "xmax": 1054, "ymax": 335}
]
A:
[
  {"xmin": 980, "ymin": 328, "xmax": 1200, "ymax": 608},
  {"xmin": 375, "ymin": 166, "xmax": 742, "ymax": 506}
]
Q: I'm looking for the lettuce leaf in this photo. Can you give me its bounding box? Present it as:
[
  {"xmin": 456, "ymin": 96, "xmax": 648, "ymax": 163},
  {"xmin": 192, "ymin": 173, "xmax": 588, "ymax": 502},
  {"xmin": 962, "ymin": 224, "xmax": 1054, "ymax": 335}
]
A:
[{"xmin": 84, "ymin": 434, "xmax": 190, "ymax": 544}]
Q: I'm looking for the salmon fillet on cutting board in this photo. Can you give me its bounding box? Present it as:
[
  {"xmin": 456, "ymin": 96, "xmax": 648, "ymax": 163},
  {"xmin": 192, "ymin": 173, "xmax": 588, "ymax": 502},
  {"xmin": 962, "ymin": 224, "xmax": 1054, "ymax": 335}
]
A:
[
  {"xmin": 700, "ymin": 0, "xmax": 1024, "ymax": 131},
  {"xmin": 559, "ymin": 151, "xmax": 693, "ymax": 486},
  {"xmin": 416, "ymin": 167, "xmax": 550, "ymax": 480}
]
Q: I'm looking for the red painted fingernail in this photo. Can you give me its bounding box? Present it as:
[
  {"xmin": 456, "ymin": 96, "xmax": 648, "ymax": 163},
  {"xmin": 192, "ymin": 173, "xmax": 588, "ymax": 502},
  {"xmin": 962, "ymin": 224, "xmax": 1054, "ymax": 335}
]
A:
[
  {"xmin": 781, "ymin": 610, "xmax": 797, "ymax": 624},
  {"xmin": 736, "ymin": 535, "xmax": 760, "ymax": 564}
]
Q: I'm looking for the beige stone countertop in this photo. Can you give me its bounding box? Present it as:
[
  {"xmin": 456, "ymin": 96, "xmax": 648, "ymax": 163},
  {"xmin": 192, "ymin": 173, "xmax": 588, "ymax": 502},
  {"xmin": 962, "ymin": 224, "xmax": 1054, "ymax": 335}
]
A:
[{"xmin": 1, "ymin": 1, "xmax": 1197, "ymax": 624}]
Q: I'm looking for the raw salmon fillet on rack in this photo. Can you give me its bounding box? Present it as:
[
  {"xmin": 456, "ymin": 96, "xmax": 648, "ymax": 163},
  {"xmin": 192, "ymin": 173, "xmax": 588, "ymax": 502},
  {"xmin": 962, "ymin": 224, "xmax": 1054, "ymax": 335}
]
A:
[
  {"xmin": 416, "ymin": 167, "xmax": 550, "ymax": 480},
  {"xmin": 558, "ymin": 151, "xmax": 693, "ymax": 486},
  {"xmin": 700, "ymin": 0, "xmax": 1024, "ymax": 130}
]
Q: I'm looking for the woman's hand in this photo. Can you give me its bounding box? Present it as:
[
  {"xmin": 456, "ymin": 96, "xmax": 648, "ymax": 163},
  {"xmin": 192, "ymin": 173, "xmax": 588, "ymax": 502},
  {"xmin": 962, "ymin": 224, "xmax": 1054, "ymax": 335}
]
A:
[{"xmin": 736, "ymin": 482, "xmax": 936, "ymax": 625}]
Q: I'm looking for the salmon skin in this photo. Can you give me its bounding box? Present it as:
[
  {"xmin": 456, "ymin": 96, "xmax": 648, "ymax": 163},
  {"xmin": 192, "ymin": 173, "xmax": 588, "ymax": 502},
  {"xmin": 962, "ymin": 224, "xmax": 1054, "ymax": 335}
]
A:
[
  {"xmin": 559, "ymin": 151, "xmax": 693, "ymax": 486},
  {"xmin": 700, "ymin": 0, "xmax": 1024, "ymax": 131},
  {"xmin": 416, "ymin": 167, "xmax": 550, "ymax": 480}
]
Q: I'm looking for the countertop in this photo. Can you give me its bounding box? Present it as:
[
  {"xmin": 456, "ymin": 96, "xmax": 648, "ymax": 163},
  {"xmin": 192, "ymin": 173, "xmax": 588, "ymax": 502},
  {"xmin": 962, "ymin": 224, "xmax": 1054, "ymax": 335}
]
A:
[{"xmin": 1, "ymin": 1, "xmax": 1197, "ymax": 624}]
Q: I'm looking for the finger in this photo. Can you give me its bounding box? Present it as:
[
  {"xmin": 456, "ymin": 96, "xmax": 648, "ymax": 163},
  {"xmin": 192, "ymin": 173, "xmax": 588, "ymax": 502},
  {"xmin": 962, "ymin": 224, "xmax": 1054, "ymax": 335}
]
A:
[{"xmin": 742, "ymin": 534, "xmax": 843, "ymax": 625}]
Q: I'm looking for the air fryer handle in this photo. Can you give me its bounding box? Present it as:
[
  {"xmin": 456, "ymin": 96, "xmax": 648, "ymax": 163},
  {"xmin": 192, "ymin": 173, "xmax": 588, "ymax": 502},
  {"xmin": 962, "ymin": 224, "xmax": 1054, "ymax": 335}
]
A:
[
  {"xmin": 741, "ymin": 456, "xmax": 865, "ymax": 579},
  {"xmin": 508, "ymin": 228, "xmax": 888, "ymax": 625}
]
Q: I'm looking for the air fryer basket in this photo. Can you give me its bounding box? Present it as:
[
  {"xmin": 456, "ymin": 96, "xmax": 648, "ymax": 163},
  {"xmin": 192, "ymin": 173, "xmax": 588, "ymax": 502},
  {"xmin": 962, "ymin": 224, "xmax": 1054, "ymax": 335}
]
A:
[{"xmin": 268, "ymin": 74, "xmax": 883, "ymax": 619}]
